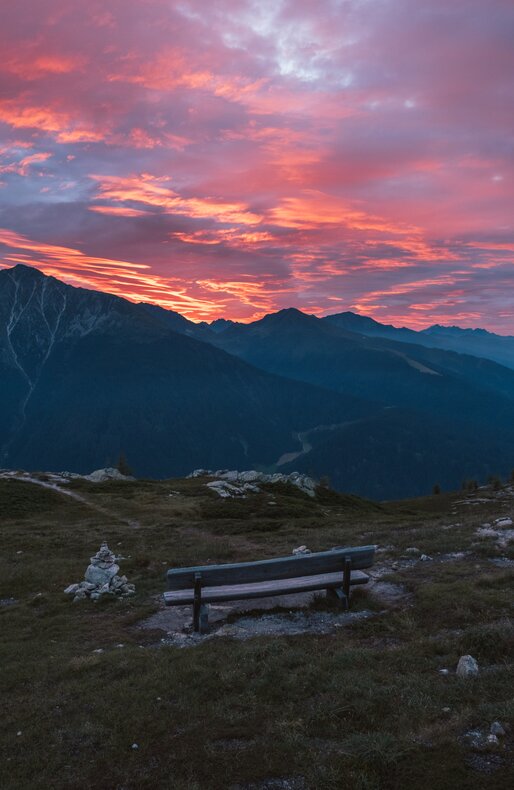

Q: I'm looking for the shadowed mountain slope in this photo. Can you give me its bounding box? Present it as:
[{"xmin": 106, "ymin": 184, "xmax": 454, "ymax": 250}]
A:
[
  {"xmin": 0, "ymin": 266, "xmax": 371, "ymax": 476},
  {"xmin": 325, "ymin": 311, "xmax": 514, "ymax": 370}
]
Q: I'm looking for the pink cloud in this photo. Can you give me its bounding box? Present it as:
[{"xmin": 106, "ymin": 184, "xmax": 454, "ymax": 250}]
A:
[{"xmin": 0, "ymin": 0, "xmax": 511, "ymax": 331}]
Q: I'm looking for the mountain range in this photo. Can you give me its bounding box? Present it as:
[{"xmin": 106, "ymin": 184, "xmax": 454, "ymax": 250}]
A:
[{"xmin": 1, "ymin": 263, "xmax": 514, "ymax": 499}]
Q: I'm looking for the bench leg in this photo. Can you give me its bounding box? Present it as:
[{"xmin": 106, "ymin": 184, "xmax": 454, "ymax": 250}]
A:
[
  {"xmin": 193, "ymin": 573, "xmax": 202, "ymax": 633},
  {"xmin": 343, "ymin": 558, "xmax": 352, "ymax": 608},
  {"xmin": 199, "ymin": 604, "xmax": 209, "ymax": 634},
  {"xmin": 327, "ymin": 587, "xmax": 348, "ymax": 610}
]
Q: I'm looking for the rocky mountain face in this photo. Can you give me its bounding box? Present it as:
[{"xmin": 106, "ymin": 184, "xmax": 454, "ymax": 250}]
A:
[{"xmin": 0, "ymin": 265, "xmax": 370, "ymax": 478}]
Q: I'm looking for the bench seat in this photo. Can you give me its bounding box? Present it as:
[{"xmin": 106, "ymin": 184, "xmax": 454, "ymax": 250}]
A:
[{"xmin": 164, "ymin": 569, "xmax": 370, "ymax": 606}]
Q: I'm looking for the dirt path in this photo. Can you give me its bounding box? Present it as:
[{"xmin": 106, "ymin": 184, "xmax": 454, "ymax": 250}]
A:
[{"xmin": 0, "ymin": 471, "xmax": 140, "ymax": 527}]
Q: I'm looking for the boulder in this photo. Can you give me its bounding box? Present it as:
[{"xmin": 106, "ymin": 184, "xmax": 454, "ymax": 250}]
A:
[
  {"xmin": 85, "ymin": 467, "xmax": 135, "ymax": 483},
  {"xmin": 490, "ymin": 721, "xmax": 506, "ymax": 737},
  {"xmin": 456, "ymin": 654, "xmax": 479, "ymax": 678},
  {"xmin": 238, "ymin": 470, "xmax": 261, "ymax": 483},
  {"xmin": 292, "ymin": 546, "xmax": 311, "ymax": 555}
]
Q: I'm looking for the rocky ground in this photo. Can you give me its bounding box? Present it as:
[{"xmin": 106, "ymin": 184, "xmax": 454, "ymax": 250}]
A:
[{"xmin": 0, "ymin": 472, "xmax": 513, "ymax": 789}]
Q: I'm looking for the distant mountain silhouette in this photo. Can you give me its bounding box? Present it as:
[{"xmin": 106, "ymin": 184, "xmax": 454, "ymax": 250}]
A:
[
  {"xmin": 325, "ymin": 311, "xmax": 514, "ymax": 370},
  {"xmin": 209, "ymin": 306, "xmax": 514, "ymax": 494}
]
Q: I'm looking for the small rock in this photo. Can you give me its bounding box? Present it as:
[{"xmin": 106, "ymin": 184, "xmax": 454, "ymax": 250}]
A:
[
  {"xmin": 495, "ymin": 517, "xmax": 513, "ymax": 527},
  {"xmin": 292, "ymin": 545, "xmax": 311, "ymax": 555},
  {"xmin": 439, "ymin": 668, "xmax": 450, "ymax": 675},
  {"xmin": 456, "ymin": 654, "xmax": 479, "ymax": 678},
  {"xmin": 442, "ymin": 707, "xmax": 451, "ymax": 713},
  {"xmin": 490, "ymin": 721, "xmax": 506, "ymax": 737},
  {"xmin": 405, "ymin": 547, "xmax": 420, "ymax": 555},
  {"xmin": 420, "ymin": 554, "xmax": 432, "ymax": 561},
  {"xmin": 131, "ymin": 743, "xmax": 139, "ymax": 750},
  {"xmin": 16, "ymin": 731, "xmax": 22, "ymax": 736},
  {"xmin": 85, "ymin": 467, "xmax": 135, "ymax": 483},
  {"xmin": 64, "ymin": 584, "xmax": 79, "ymax": 595},
  {"xmin": 486, "ymin": 734, "xmax": 499, "ymax": 747},
  {"xmin": 463, "ymin": 729, "xmax": 486, "ymax": 750}
]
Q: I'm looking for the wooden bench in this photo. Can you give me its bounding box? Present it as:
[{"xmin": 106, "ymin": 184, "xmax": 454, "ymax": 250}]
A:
[{"xmin": 164, "ymin": 545, "xmax": 375, "ymax": 633}]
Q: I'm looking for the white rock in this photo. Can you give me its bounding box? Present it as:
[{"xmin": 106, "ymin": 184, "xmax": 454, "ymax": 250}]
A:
[
  {"xmin": 131, "ymin": 743, "xmax": 139, "ymax": 750},
  {"xmin": 477, "ymin": 527, "xmax": 497, "ymax": 538},
  {"xmin": 490, "ymin": 721, "xmax": 506, "ymax": 737},
  {"xmin": 85, "ymin": 563, "xmax": 119, "ymax": 586},
  {"xmin": 85, "ymin": 467, "xmax": 135, "ymax": 483},
  {"xmin": 238, "ymin": 470, "xmax": 261, "ymax": 482},
  {"xmin": 420, "ymin": 554, "xmax": 432, "ymax": 561},
  {"xmin": 292, "ymin": 545, "xmax": 311, "ymax": 555},
  {"xmin": 187, "ymin": 469, "xmax": 210, "ymax": 478},
  {"xmin": 486, "ymin": 734, "xmax": 499, "ymax": 746},
  {"xmin": 495, "ymin": 517, "xmax": 513, "ymax": 527},
  {"xmin": 405, "ymin": 547, "xmax": 420, "ymax": 555},
  {"xmin": 64, "ymin": 583, "xmax": 80, "ymax": 595},
  {"xmin": 456, "ymin": 654, "xmax": 479, "ymax": 678}
]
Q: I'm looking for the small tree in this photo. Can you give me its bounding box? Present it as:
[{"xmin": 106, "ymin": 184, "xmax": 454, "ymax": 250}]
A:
[
  {"xmin": 432, "ymin": 483, "xmax": 441, "ymax": 495},
  {"xmin": 488, "ymin": 475, "xmax": 502, "ymax": 491},
  {"xmin": 116, "ymin": 452, "xmax": 132, "ymax": 476}
]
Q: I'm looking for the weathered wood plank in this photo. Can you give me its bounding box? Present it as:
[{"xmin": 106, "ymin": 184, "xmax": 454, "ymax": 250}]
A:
[
  {"xmin": 166, "ymin": 546, "xmax": 375, "ymax": 590},
  {"xmin": 164, "ymin": 569, "xmax": 370, "ymax": 606}
]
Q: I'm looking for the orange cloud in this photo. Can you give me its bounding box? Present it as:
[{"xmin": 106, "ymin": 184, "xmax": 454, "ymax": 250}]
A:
[
  {"xmin": 90, "ymin": 173, "xmax": 263, "ymax": 225},
  {"xmin": 6, "ymin": 53, "xmax": 86, "ymax": 80},
  {"xmin": 0, "ymin": 98, "xmax": 104, "ymax": 143},
  {"xmin": 0, "ymin": 229, "xmax": 222, "ymax": 319},
  {"xmin": 89, "ymin": 205, "xmax": 151, "ymax": 217}
]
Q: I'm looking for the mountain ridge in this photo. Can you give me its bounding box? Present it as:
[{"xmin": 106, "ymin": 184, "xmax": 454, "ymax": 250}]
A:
[{"xmin": 2, "ymin": 264, "xmax": 514, "ymax": 498}]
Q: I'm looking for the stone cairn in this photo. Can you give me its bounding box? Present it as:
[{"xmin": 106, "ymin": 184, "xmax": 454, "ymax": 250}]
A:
[{"xmin": 64, "ymin": 542, "xmax": 135, "ymax": 603}]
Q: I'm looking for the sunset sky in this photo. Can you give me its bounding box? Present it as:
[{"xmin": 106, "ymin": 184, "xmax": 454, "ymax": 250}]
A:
[{"xmin": 0, "ymin": 0, "xmax": 512, "ymax": 329}]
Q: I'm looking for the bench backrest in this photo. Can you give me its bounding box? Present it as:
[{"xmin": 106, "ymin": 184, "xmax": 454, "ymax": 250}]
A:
[{"xmin": 167, "ymin": 545, "xmax": 375, "ymax": 590}]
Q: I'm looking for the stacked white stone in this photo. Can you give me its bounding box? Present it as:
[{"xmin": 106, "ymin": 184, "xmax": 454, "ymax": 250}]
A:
[{"xmin": 64, "ymin": 542, "xmax": 135, "ymax": 602}]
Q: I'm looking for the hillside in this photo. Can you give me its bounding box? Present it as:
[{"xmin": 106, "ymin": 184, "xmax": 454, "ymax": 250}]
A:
[
  {"xmin": 0, "ymin": 265, "xmax": 372, "ymax": 477},
  {"xmin": 2, "ymin": 265, "xmax": 514, "ymax": 498},
  {"xmin": 210, "ymin": 308, "xmax": 514, "ymax": 495},
  {"xmin": 0, "ymin": 472, "xmax": 512, "ymax": 788},
  {"xmin": 325, "ymin": 312, "xmax": 514, "ymax": 371}
]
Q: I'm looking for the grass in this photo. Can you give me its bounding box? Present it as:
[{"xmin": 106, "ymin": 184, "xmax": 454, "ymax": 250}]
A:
[{"xmin": 0, "ymin": 476, "xmax": 513, "ymax": 789}]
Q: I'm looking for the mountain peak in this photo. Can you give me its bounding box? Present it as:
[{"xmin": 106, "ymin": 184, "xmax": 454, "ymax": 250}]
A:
[
  {"xmin": 2, "ymin": 263, "xmax": 48, "ymax": 281},
  {"xmin": 210, "ymin": 318, "xmax": 238, "ymax": 333},
  {"xmin": 256, "ymin": 307, "xmax": 318, "ymax": 329}
]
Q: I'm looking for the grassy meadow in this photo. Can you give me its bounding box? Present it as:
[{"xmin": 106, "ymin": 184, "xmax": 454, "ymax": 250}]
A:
[{"xmin": 0, "ymin": 476, "xmax": 513, "ymax": 789}]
